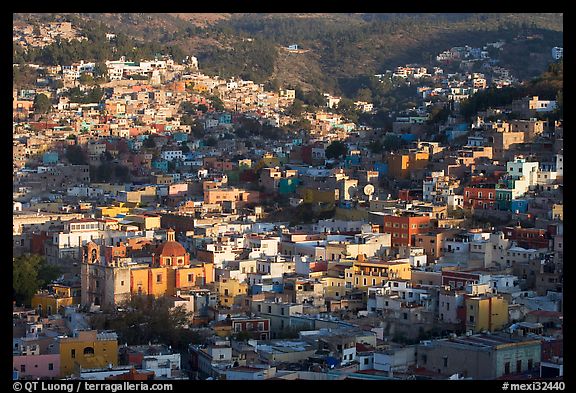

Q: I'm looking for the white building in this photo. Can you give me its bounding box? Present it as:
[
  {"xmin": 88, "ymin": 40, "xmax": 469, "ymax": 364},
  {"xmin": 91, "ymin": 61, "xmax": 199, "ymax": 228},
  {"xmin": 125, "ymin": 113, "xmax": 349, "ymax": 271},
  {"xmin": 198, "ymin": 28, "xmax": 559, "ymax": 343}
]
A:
[
  {"xmin": 160, "ymin": 150, "xmax": 183, "ymax": 162},
  {"xmin": 551, "ymin": 47, "xmax": 563, "ymax": 60}
]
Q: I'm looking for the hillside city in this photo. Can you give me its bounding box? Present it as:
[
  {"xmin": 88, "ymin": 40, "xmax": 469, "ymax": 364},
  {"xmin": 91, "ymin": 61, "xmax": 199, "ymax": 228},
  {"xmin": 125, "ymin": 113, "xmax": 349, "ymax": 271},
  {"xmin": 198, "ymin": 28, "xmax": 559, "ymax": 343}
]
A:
[{"xmin": 13, "ymin": 16, "xmax": 563, "ymax": 381}]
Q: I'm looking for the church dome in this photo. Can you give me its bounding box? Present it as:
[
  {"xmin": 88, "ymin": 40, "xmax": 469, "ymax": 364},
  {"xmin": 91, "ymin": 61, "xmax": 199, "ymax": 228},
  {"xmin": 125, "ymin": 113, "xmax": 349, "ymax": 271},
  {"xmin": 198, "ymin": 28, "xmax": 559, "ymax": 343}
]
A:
[{"xmin": 155, "ymin": 240, "xmax": 187, "ymax": 258}]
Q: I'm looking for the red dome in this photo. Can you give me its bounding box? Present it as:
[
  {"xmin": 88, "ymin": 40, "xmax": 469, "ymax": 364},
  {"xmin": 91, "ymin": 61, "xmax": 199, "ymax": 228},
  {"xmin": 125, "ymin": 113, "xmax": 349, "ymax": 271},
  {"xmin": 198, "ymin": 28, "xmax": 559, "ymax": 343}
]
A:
[{"xmin": 155, "ymin": 240, "xmax": 187, "ymax": 257}]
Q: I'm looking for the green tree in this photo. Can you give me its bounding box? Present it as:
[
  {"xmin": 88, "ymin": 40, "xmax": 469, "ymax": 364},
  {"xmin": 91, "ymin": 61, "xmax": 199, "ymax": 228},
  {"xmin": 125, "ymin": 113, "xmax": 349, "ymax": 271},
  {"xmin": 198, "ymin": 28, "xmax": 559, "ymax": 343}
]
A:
[
  {"xmin": 286, "ymin": 98, "xmax": 304, "ymax": 116},
  {"xmin": 90, "ymin": 295, "xmax": 199, "ymax": 350},
  {"xmin": 13, "ymin": 255, "xmax": 41, "ymax": 306},
  {"xmin": 325, "ymin": 140, "xmax": 348, "ymax": 160},
  {"xmin": 93, "ymin": 62, "xmax": 108, "ymax": 79},
  {"xmin": 209, "ymin": 95, "xmax": 225, "ymax": 111},
  {"xmin": 78, "ymin": 73, "xmax": 95, "ymax": 85},
  {"xmin": 13, "ymin": 254, "xmax": 60, "ymax": 307},
  {"xmin": 33, "ymin": 93, "xmax": 52, "ymax": 114}
]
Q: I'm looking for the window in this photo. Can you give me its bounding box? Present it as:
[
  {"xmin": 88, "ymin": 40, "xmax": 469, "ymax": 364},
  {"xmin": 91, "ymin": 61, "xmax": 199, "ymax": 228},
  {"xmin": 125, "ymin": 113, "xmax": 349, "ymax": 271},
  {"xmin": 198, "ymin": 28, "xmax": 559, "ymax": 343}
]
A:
[
  {"xmin": 403, "ymin": 313, "xmax": 408, "ymax": 320},
  {"xmin": 71, "ymin": 349, "xmax": 76, "ymax": 359},
  {"xmin": 258, "ymin": 322, "xmax": 265, "ymax": 331},
  {"xmin": 469, "ymin": 315, "xmax": 475, "ymax": 323},
  {"xmin": 504, "ymin": 362, "xmax": 510, "ymax": 374},
  {"xmin": 83, "ymin": 347, "xmax": 95, "ymax": 356},
  {"xmin": 516, "ymin": 360, "xmax": 522, "ymax": 373},
  {"xmin": 267, "ymin": 306, "xmax": 272, "ymax": 313},
  {"xmin": 443, "ymin": 357, "xmax": 448, "ymax": 367},
  {"xmin": 257, "ymin": 305, "xmax": 261, "ymax": 312},
  {"xmin": 188, "ymin": 274, "xmax": 193, "ymax": 282},
  {"xmin": 364, "ymin": 358, "xmax": 369, "ymax": 365},
  {"xmin": 48, "ymin": 363, "xmax": 54, "ymax": 371},
  {"xmin": 20, "ymin": 365, "xmax": 26, "ymax": 372},
  {"xmin": 156, "ymin": 274, "xmax": 162, "ymax": 283},
  {"xmin": 528, "ymin": 359, "xmax": 533, "ymax": 370}
]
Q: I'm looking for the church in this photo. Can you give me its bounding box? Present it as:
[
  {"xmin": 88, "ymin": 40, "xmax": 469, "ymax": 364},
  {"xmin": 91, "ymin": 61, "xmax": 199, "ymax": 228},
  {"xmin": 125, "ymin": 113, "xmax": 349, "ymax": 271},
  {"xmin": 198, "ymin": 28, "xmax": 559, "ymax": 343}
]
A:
[{"xmin": 81, "ymin": 228, "xmax": 214, "ymax": 310}]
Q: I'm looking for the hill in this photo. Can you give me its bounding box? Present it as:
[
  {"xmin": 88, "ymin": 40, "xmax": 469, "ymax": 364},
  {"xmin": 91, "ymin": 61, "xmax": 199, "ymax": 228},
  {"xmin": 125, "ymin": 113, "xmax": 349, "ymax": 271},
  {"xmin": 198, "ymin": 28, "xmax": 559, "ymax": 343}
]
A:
[{"xmin": 14, "ymin": 13, "xmax": 563, "ymax": 95}]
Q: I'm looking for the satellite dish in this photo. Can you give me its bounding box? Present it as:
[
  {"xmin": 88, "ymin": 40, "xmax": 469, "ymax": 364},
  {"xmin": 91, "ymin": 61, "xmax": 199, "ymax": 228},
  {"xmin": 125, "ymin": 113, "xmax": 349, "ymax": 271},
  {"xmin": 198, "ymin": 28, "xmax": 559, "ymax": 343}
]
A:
[{"xmin": 363, "ymin": 184, "xmax": 375, "ymax": 196}]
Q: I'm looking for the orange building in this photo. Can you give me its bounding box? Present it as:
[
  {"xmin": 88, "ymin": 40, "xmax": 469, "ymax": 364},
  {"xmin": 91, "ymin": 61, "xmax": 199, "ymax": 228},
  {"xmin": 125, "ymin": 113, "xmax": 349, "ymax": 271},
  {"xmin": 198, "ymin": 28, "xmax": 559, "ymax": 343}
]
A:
[
  {"xmin": 204, "ymin": 188, "xmax": 260, "ymax": 206},
  {"xmin": 387, "ymin": 150, "xmax": 429, "ymax": 179},
  {"xmin": 382, "ymin": 213, "xmax": 432, "ymax": 247},
  {"xmin": 81, "ymin": 230, "xmax": 213, "ymax": 309}
]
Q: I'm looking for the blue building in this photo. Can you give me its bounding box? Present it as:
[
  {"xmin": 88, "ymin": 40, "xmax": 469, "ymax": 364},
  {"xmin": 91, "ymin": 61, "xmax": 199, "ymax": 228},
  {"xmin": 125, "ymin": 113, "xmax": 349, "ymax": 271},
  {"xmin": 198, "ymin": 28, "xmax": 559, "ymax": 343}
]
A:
[
  {"xmin": 373, "ymin": 163, "xmax": 388, "ymax": 177},
  {"xmin": 42, "ymin": 151, "xmax": 59, "ymax": 165},
  {"xmin": 152, "ymin": 159, "xmax": 169, "ymax": 173},
  {"xmin": 511, "ymin": 199, "xmax": 529, "ymax": 214},
  {"xmin": 218, "ymin": 113, "xmax": 232, "ymax": 125},
  {"xmin": 345, "ymin": 155, "xmax": 361, "ymax": 168},
  {"xmin": 400, "ymin": 133, "xmax": 417, "ymax": 143},
  {"xmin": 173, "ymin": 132, "xmax": 189, "ymax": 143}
]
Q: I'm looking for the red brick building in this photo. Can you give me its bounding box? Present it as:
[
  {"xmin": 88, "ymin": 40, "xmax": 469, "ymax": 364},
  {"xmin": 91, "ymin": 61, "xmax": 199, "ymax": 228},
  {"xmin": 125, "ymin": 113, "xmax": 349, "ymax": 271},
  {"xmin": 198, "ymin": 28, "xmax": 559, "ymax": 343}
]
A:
[
  {"xmin": 503, "ymin": 226, "xmax": 550, "ymax": 249},
  {"xmin": 382, "ymin": 213, "xmax": 432, "ymax": 247},
  {"xmin": 463, "ymin": 184, "xmax": 496, "ymax": 209},
  {"xmin": 441, "ymin": 270, "xmax": 483, "ymax": 290}
]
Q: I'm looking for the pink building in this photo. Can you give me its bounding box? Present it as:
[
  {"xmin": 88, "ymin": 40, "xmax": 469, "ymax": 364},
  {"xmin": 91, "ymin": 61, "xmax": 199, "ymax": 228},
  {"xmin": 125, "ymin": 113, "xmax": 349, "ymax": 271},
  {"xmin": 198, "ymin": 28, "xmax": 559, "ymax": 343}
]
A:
[
  {"xmin": 168, "ymin": 183, "xmax": 189, "ymax": 197},
  {"xmin": 13, "ymin": 354, "xmax": 60, "ymax": 379}
]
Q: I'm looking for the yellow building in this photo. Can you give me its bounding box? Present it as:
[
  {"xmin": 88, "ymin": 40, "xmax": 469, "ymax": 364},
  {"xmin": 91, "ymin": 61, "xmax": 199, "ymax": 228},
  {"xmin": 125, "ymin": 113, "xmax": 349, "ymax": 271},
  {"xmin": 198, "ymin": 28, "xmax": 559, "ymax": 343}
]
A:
[
  {"xmin": 551, "ymin": 204, "xmax": 563, "ymax": 221},
  {"xmin": 387, "ymin": 151, "xmax": 429, "ymax": 179},
  {"xmin": 123, "ymin": 214, "xmax": 161, "ymax": 230},
  {"xmin": 31, "ymin": 284, "xmax": 81, "ymax": 317},
  {"xmin": 95, "ymin": 204, "xmax": 131, "ymax": 218},
  {"xmin": 217, "ymin": 278, "xmax": 248, "ymax": 308},
  {"xmin": 320, "ymin": 276, "xmax": 348, "ymax": 299},
  {"xmin": 465, "ymin": 294, "xmax": 509, "ymax": 333},
  {"xmin": 59, "ymin": 330, "xmax": 118, "ymax": 378},
  {"xmin": 345, "ymin": 256, "xmax": 411, "ymax": 290},
  {"xmin": 129, "ymin": 264, "xmax": 214, "ymax": 297},
  {"xmin": 254, "ymin": 153, "xmax": 280, "ymax": 171},
  {"xmin": 298, "ymin": 187, "xmax": 339, "ymax": 204},
  {"xmin": 192, "ymin": 83, "xmax": 209, "ymax": 93}
]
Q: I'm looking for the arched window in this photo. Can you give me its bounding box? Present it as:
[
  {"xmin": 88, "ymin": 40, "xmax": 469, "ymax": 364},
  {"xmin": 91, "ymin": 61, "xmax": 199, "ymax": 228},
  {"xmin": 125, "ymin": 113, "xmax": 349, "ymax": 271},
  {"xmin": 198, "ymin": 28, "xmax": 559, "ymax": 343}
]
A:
[{"xmin": 83, "ymin": 347, "xmax": 95, "ymax": 356}]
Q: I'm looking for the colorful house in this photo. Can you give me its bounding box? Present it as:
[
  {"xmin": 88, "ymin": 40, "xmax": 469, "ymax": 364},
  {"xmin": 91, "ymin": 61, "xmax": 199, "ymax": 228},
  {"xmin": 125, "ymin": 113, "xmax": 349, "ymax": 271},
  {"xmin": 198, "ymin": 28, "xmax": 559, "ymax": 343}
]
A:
[{"xmin": 59, "ymin": 330, "xmax": 118, "ymax": 378}]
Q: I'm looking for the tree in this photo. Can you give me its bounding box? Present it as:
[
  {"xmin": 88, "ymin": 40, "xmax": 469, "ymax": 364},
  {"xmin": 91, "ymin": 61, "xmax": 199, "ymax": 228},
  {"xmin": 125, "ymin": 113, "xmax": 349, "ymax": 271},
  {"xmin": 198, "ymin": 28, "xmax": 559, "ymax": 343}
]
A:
[
  {"xmin": 93, "ymin": 162, "xmax": 113, "ymax": 182},
  {"xmin": 142, "ymin": 137, "xmax": 156, "ymax": 148},
  {"xmin": 93, "ymin": 62, "xmax": 108, "ymax": 79},
  {"xmin": 65, "ymin": 145, "xmax": 87, "ymax": 165},
  {"xmin": 90, "ymin": 295, "xmax": 199, "ymax": 351},
  {"xmin": 205, "ymin": 137, "xmax": 218, "ymax": 147},
  {"xmin": 209, "ymin": 95, "xmax": 225, "ymax": 111},
  {"xmin": 13, "ymin": 254, "xmax": 60, "ymax": 307},
  {"xmin": 79, "ymin": 73, "xmax": 95, "ymax": 85},
  {"xmin": 325, "ymin": 140, "xmax": 348, "ymax": 160},
  {"xmin": 355, "ymin": 87, "xmax": 372, "ymax": 102},
  {"xmin": 33, "ymin": 93, "xmax": 52, "ymax": 114},
  {"xmin": 286, "ymin": 98, "xmax": 304, "ymax": 116},
  {"xmin": 13, "ymin": 254, "xmax": 42, "ymax": 306}
]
